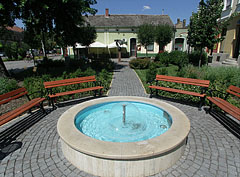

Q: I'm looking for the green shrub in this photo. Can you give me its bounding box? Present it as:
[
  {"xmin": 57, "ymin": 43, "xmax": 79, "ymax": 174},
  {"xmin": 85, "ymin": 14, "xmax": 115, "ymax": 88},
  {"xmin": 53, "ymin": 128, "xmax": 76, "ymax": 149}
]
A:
[
  {"xmin": 155, "ymin": 52, "xmax": 170, "ymax": 66},
  {"xmin": 146, "ymin": 63, "xmax": 157, "ymax": 83},
  {"xmin": 90, "ymin": 58, "xmax": 114, "ymax": 71},
  {"xmin": 158, "ymin": 68, "xmax": 168, "ymax": 75},
  {"xmin": 177, "ymin": 65, "xmax": 205, "ymax": 79},
  {"xmin": 129, "ymin": 58, "xmax": 150, "ymax": 69},
  {"xmin": 0, "ymin": 77, "xmax": 19, "ymax": 95},
  {"xmin": 23, "ymin": 67, "xmax": 113, "ymax": 99},
  {"xmin": 169, "ymin": 51, "xmax": 188, "ymax": 71},
  {"xmin": 204, "ymin": 66, "xmax": 240, "ymax": 87},
  {"xmin": 188, "ymin": 50, "xmax": 208, "ymax": 66}
]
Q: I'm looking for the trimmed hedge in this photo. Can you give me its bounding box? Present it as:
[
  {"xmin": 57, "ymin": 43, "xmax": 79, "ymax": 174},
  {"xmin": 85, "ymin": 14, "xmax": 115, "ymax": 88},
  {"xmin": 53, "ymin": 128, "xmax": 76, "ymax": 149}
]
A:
[{"xmin": 129, "ymin": 58, "xmax": 151, "ymax": 69}]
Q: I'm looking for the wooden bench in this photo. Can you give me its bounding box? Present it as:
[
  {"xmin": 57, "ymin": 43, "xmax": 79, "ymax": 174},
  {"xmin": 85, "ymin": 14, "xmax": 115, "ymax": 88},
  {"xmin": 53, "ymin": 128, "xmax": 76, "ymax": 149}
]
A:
[
  {"xmin": 44, "ymin": 75, "xmax": 103, "ymax": 108},
  {"xmin": 207, "ymin": 85, "xmax": 240, "ymax": 121},
  {"xmin": 0, "ymin": 88, "xmax": 46, "ymax": 126},
  {"xmin": 149, "ymin": 75, "xmax": 210, "ymax": 109}
]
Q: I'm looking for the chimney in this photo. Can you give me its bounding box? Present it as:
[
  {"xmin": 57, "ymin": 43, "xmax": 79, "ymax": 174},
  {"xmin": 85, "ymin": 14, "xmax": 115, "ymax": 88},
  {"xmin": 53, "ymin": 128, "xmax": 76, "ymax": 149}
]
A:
[
  {"xmin": 177, "ymin": 18, "xmax": 180, "ymax": 24},
  {"xmin": 183, "ymin": 19, "xmax": 186, "ymax": 28},
  {"xmin": 105, "ymin": 8, "xmax": 109, "ymax": 18}
]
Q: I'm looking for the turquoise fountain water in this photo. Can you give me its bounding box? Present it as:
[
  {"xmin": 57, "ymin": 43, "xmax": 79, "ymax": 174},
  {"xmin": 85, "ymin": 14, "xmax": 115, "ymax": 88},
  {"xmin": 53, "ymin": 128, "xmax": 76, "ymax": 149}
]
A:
[{"xmin": 75, "ymin": 101, "xmax": 172, "ymax": 142}]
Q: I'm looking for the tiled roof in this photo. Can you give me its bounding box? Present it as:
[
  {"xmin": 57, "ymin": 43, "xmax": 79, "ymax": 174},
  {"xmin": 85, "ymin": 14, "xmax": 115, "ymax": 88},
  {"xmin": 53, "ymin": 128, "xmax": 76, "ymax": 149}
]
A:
[
  {"xmin": 6, "ymin": 26, "xmax": 24, "ymax": 33},
  {"xmin": 86, "ymin": 15, "xmax": 174, "ymax": 28}
]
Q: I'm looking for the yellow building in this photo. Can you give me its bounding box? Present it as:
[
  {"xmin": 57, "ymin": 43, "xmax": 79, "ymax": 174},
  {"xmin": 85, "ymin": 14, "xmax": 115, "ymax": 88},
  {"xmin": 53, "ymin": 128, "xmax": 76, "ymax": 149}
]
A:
[
  {"xmin": 86, "ymin": 9, "xmax": 174, "ymax": 58},
  {"xmin": 218, "ymin": 0, "xmax": 240, "ymax": 58}
]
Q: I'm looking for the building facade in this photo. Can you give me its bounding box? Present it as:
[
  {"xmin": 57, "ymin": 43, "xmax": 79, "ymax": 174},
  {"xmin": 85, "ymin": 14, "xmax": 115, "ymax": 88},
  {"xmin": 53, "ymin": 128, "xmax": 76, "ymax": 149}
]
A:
[
  {"xmin": 174, "ymin": 19, "xmax": 188, "ymax": 52},
  {"xmin": 86, "ymin": 9, "xmax": 174, "ymax": 58},
  {"xmin": 217, "ymin": 0, "xmax": 240, "ymax": 58},
  {"xmin": 0, "ymin": 26, "xmax": 24, "ymax": 56}
]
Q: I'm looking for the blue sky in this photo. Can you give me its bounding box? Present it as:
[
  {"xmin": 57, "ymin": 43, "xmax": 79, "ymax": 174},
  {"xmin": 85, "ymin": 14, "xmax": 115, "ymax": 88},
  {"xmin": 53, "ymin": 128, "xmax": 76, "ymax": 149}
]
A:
[
  {"xmin": 16, "ymin": 0, "xmax": 200, "ymax": 27},
  {"xmin": 92, "ymin": 0, "xmax": 200, "ymax": 24}
]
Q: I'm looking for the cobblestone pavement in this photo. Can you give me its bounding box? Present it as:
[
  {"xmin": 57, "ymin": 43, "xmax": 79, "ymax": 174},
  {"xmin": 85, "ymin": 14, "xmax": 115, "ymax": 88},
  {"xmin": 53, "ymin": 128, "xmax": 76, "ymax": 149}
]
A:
[{"xmin": 0, "ymin": 59, "xmax": 239, "ymax": 177}]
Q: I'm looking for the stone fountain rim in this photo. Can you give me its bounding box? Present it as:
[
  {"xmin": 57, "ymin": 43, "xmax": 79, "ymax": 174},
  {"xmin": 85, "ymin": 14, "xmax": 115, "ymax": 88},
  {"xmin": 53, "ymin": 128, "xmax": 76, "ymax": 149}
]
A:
[{"xmin": 57, "ymin": 96, "xmax": 190, "ymax": 160}]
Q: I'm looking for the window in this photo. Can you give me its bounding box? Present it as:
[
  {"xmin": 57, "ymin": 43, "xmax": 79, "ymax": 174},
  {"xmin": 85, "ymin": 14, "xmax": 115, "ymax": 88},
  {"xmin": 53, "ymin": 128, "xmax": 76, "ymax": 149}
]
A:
[
  {"xmin": 147, "ymin": 43, "xmax": 154, "ymax": 51},
  {"xmin": 226, "ymin": 0, "xmax": 232, "ymax": 8}
]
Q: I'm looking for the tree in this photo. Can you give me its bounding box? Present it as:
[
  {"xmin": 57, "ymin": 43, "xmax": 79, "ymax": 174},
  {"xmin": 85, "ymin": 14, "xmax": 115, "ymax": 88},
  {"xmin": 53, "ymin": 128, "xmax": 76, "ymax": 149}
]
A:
[
  {"xmin": 187, "ymin": 0, "xmax": 225, "ymax": 67},
  {"xmin": 0, "ymin": 0, "xmax": 97, "ymax": 76},
  {"xmin": 80, "ymin": 25, "xmax": 97, "ymax": 59},
  {"xmin": 155, "ymin": 24, "xmax": 174, "ymax": 53},
  {"xmin": 137, "ymin": 24, "xmax": 155, "ymax": 56},
  {"xmin": 0, "ymin": 0, "xmax": 23, "ymax": 77},
  {"xmin": 21, "ymin": 0, "xmax": 97, "ymax": 57}
]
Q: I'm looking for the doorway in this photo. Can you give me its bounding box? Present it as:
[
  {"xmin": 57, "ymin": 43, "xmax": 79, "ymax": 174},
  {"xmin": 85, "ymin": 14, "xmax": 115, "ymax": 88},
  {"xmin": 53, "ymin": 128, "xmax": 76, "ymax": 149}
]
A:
[
  {"xmin": 130, "ymin": 38, "xmax": 136, "ymax": 57},
  {"xmin": 233, "ymin": 25, "xmax": 240, "ymax": 58}
]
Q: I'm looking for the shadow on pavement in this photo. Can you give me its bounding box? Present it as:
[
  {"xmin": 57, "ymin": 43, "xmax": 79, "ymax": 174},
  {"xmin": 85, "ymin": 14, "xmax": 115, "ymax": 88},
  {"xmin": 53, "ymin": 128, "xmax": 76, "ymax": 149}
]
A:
[
  {"xmin": 0, "ymin": 109, "xmax": 50, "ymax": 160},
  {"xmin": 205, "ymin": 108, "xmax": 240, "ymax": 139}
]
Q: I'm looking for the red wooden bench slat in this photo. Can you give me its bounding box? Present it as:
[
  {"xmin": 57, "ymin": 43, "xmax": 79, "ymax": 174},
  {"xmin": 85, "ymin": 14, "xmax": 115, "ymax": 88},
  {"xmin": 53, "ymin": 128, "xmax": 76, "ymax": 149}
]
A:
[
  {"xmin": 149, "ymin": 86, "xmax": 206, "ymax": 97},
  {"xmin": 207, "ymin": 97, "xmax": 240, "ymax": 121},
  {"xmin": 0, "ymin": 92, "xmax": 28, "ymax": 105},
  {"xmin": 48, "ymin": 86, "xmax": 103, "ymax": 98},
  {"xmin": 0, "ymin": 97, "xmax": 46, "ymax": 126},
  {"xmin": 156, "ymin": 75, "xmax": 210, "ymax": 87},
  {"xmin": 44, "ymin": 76, "xmax": 96, "ymax": 88},
  {"xmin": 44, "ymin": 76, "xmax": 103, "ymax": 108},
  {"xmin": 0, "ymin": 88, "xmax": 27, "ymax": 103},
  {"xmin": 227, "ymin": 85, "xmax": 240, "ymax": 98},
  {"xmin": 45, "ymin": 79, "xmax": 96, "ymax": 88}
]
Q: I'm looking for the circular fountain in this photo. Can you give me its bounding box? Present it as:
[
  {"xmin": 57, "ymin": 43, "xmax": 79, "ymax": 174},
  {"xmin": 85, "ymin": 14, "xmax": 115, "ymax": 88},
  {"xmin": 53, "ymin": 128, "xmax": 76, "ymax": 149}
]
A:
[{"xmin": 57, "ymin": 96, "xmax": 190, "ymax": 177}]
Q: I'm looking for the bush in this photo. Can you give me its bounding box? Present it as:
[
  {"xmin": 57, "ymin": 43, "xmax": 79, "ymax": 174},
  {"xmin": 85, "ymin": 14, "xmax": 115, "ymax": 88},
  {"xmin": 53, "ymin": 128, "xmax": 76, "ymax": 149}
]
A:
[
  {"xmin": 169, "ymin": 51, "xmax": 188, "ymax": 71},
  {"xmin": 154, "ymin": 52, "xmax": 170, "ymax": 66},
  {"xmin": 90, "ymin": 58, "xmax": 114, "ymax": 71},
  {"xmin": 129, "ymin": 58, "xmax": 150, "ymax": 69},
  {"xmin": 188, "ymin": 50, "xmax": 208, "ymax": 66},
  {"xmin": 146, "ymin": 63, "xmax": 157, "ymax": 83},
  {"xmin": 177, "ymin": 65, "xmax": 205, "ymax": 79},
  {"xmin": 23, "ymin": 67, "xmax": 113, "ymax": 99},
  {"xmin": 0, "ymin": 77, "xmax": 19, "ymax": 95}
]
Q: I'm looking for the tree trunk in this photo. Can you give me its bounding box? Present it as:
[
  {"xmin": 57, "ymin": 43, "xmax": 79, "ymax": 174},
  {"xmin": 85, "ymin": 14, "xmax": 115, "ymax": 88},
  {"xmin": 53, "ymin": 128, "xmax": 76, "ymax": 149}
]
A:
[
  {"xmin": 199, "ymin": 49, "xmax": 203, "ymax": 68},
  {"xmin": 0, "ymin": 56, "xmax": 10, "ymax": 77},
  {"xmin": 41, "ymin": 31, "xmax": 46, "ymax": 58},
  {"xmin": 159, "ymin": 45, "xmax": 164, "ymax": 53},
  {"xmin": 73, "ymin": 45, "xmax": 76, "ymax": 59}
]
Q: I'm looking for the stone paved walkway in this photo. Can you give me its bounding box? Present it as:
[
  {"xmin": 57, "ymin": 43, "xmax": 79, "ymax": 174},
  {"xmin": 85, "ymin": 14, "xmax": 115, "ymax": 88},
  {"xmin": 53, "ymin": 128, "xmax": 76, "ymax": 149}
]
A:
[{"xmin": 0, "ymin": 58, "xmax": 239, "ymax": 177}]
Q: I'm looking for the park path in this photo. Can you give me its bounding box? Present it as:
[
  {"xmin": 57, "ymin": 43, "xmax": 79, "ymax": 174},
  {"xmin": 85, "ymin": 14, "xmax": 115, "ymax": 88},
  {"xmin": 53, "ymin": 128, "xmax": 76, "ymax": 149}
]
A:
[{"xmin": 108, "ymin": 58, "xmax": 148, "ymax": 97}]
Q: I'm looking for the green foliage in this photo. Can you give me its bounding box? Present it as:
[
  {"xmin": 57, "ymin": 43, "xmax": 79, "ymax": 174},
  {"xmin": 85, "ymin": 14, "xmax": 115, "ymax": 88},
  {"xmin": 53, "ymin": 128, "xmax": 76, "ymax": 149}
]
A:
[
  {"xmin": 135, "ymin": 65, "xmax": 240, "ymax": 107},
  {"xmin": 0, "ymin": 77, "xmax": 19, "ymax": 95},
  {"xmin": 137, "ymin": 24, "xmax": 155, "ymax": 56},
  {"xmin": 146, "ymin": 63, "xmax": 157, "ymax": 83},
  {"xmin": 19, "ymin": 42, "xmax": 30, "ymax": 58},
  {"xmin": 155, "ymin": 25, "xmax": 174, "ymax": 51},
  {"xmin": 155, "ymin": 52, "xmax": 170, "ymax": 66},
  {"xmin": 187, "ymin": 0, "xmax": 224, "ymax": 66},
  {"xmin": 23, "ymin": 67, "xmax": 112, "ymax": 100},
  {"xmin": 129, "ymin": 58, "xmax": 150, "ymax": 69},
  {"xmin": 158, "ymin": 68, "xmax": 168, "ymax": 75},
  {"xmin": 169, "ymin": 51, "xmax": 188, "ymax": 71},
  {"xmin": 4, "ymin": 42, "xmax": 18, "ymax": 59},
  {"xmin": 188, "ymin": 50, "xmax": 208, "ymax": 66},
  {"xmin": 203, "ymin": 67, "xmax": 240, "ymax": 87},
  {"xmin": 90, "ymin": 58, "xmax": 114, "ymax": 72}
]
